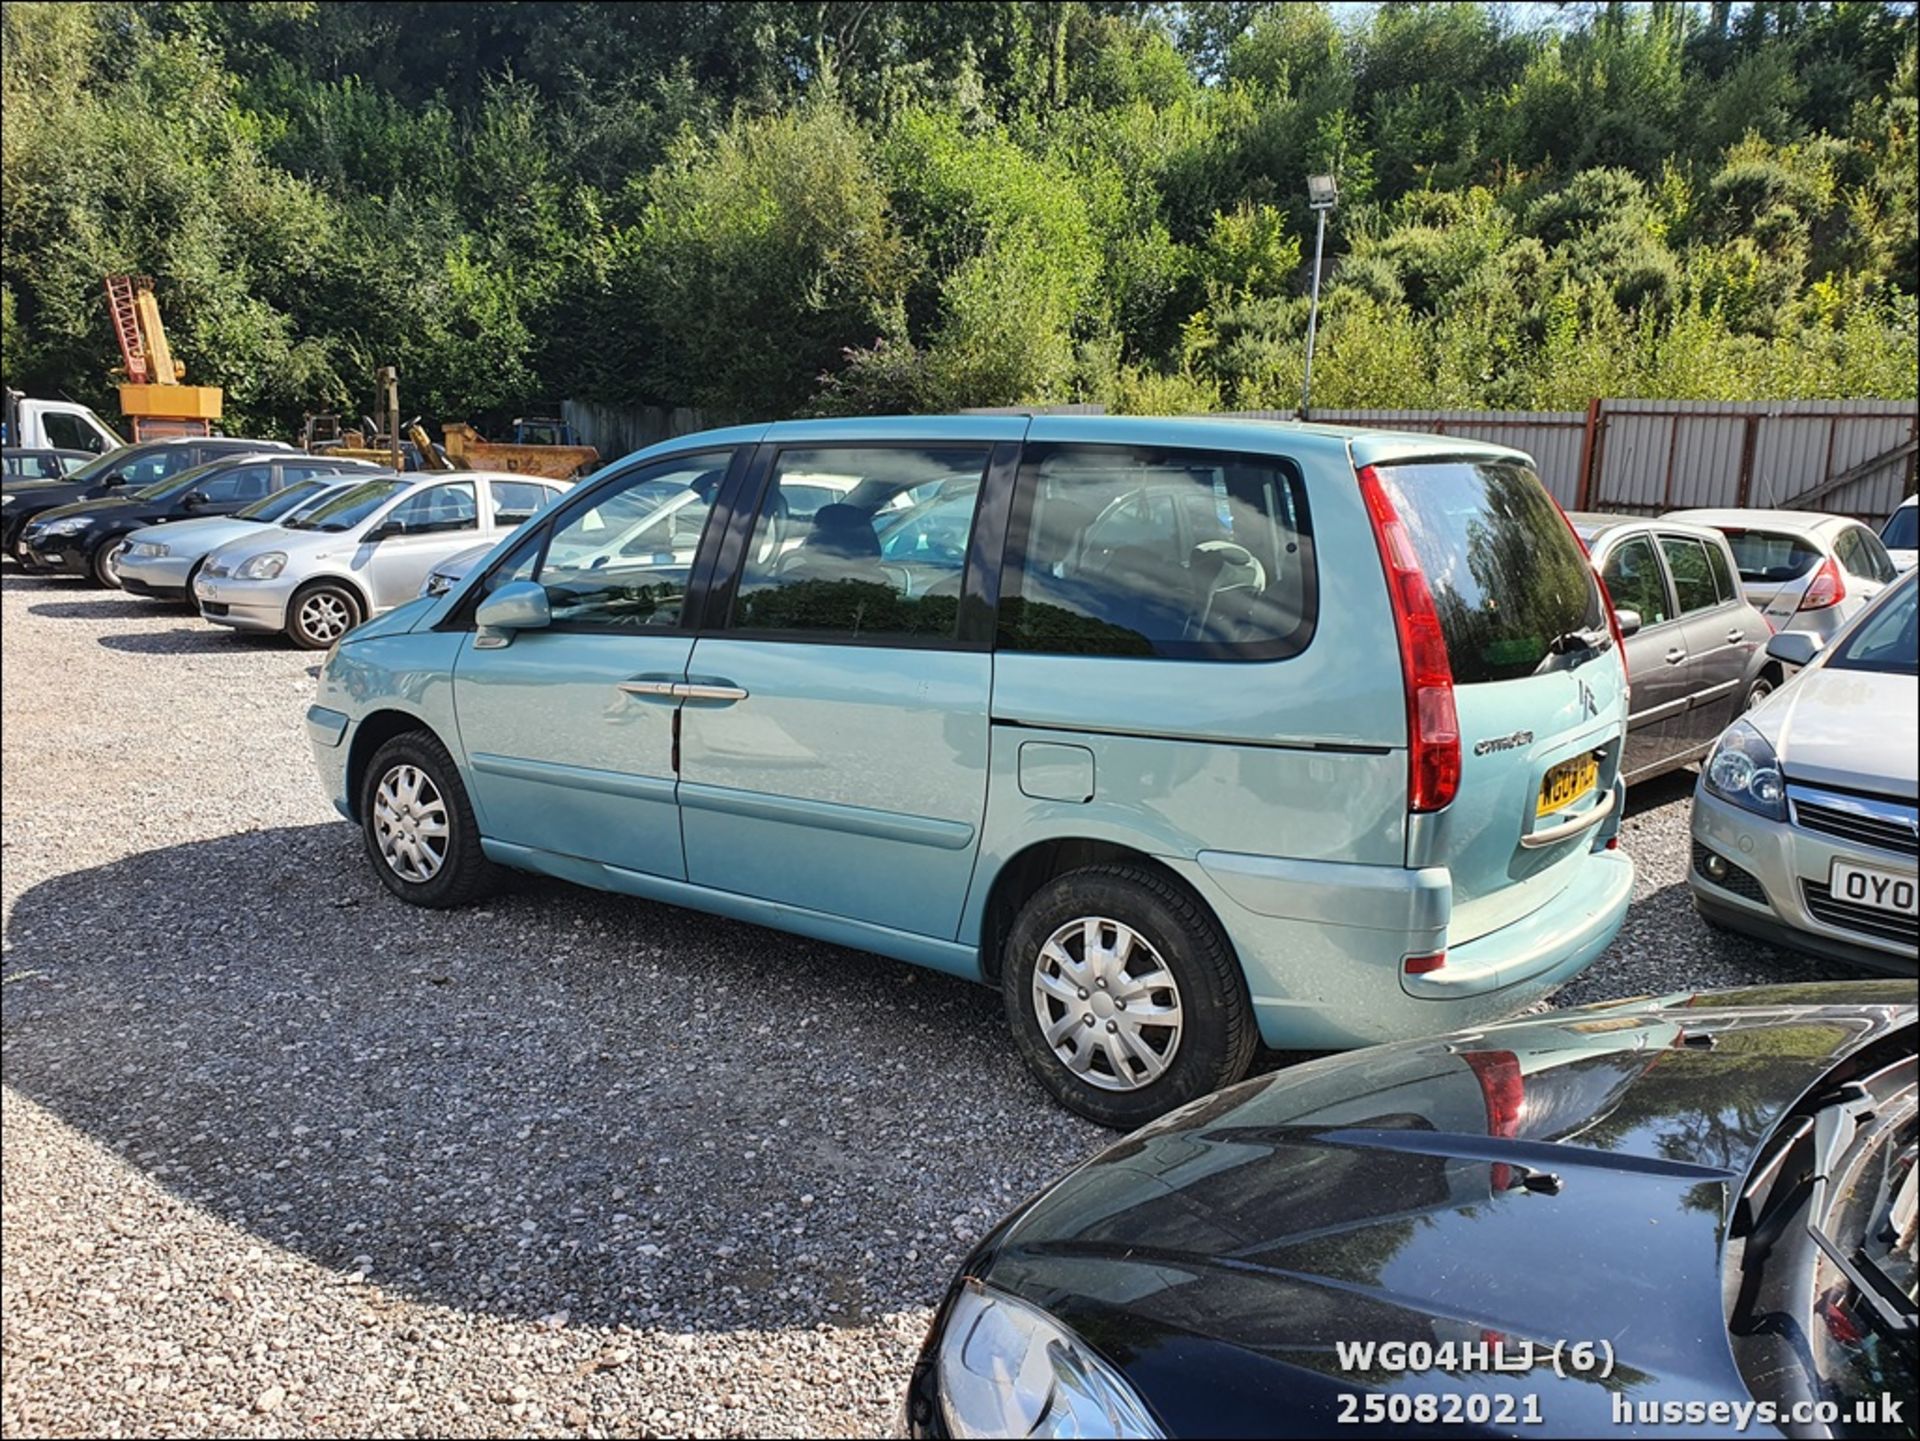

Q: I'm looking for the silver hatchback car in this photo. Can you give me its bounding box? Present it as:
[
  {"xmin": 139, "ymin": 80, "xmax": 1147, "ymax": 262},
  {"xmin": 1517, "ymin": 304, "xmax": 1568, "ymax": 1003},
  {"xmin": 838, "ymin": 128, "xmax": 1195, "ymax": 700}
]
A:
[
  {"xmin": 1691, "ymin": 570, "xmax": 1918, "ymax": 971},
  {"xmin": 196, "ymin": 470, "xmax": 572, "ymax": 648}
]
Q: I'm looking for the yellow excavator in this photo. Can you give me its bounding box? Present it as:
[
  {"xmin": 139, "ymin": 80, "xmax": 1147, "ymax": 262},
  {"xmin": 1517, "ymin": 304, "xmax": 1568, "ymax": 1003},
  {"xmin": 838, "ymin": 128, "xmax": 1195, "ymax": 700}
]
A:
[{"xmin": 303, "ymin": 368, "xmax": 599, "ymax": 479}]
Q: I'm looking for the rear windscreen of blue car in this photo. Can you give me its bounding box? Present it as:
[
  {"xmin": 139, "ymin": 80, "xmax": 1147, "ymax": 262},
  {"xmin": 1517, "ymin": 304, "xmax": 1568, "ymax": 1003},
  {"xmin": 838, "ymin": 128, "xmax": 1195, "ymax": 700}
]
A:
[{"xmin": 1374, "ymin": 460, "xmax": 1603, "ymax": 686}]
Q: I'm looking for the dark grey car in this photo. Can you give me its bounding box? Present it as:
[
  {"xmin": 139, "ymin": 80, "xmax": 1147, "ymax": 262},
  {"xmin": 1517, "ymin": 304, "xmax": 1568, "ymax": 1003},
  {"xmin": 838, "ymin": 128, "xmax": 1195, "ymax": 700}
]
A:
[{"xmin": 1572, "ymin": 514, "xmax": 1777, "ymax": 783}]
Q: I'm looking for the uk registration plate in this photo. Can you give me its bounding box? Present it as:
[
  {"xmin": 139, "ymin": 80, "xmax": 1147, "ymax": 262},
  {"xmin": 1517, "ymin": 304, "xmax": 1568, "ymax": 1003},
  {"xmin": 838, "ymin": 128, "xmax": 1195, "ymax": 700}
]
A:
[
  {"xmin": 1538, "ymin": 755, "xmax": 1600, "ymax": 817},
  {"xmin": 1829, "ymin": 860, "xmax": 1918, "ymax": 916}
]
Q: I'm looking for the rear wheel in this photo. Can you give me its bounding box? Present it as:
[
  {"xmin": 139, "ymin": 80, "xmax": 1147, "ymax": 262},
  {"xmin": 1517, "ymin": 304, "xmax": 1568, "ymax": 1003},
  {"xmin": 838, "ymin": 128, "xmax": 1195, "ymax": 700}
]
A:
[
  {"xmin": 91, "ymin": 536, "xmax": 126, "ymax": 589},
  {"xmin": 287, "ymin": 580, "xmax": 361, "ymax": 650},
  {"xmin": 359, "ymin": 730, "xmax": 500, "ymax": 909},
  {"xmin": 1001, "ymin": 864, "xmax": 1257, "ymax": 1129}
]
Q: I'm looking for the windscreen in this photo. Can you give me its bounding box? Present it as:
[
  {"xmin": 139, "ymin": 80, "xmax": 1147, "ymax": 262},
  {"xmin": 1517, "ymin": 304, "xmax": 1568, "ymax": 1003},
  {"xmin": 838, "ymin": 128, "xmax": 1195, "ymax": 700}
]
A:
[
  {"xmin": 1882, "ymin": 505, "xmax": 1918, "ymax": 552},
  {"xmin": 287, "ymin": 479, "xmax": 408, "ymax": 532},
  {"xmin": 1724, "ymin": 529, "xmax": 1821, "ymax": 583},
  {"xmin": 235, "ymin": 478, "xmax": 326, "ymax": 521},
  {"xmin": 1828, "ymin": 579, "xmax": 1917, "ymax": 677},
  {"xmin": 1373, "ymin": 460, "xmax": 1603, "ymax": 685}
]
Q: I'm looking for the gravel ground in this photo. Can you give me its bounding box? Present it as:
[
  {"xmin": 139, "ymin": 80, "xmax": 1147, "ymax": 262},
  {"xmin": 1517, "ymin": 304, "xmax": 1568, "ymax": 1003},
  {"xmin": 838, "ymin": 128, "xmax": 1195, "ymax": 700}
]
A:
[{"xmin": 1, "ymin": 566, "xmax": 1826, "ymax": 1438}]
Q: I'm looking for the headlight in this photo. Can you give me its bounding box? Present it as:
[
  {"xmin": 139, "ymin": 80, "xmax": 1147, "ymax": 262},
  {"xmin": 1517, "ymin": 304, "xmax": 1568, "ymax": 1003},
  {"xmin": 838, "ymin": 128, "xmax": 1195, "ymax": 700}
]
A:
[
  {"xmin": 1704, "ymin": 719, "xmax": 1786, "ymax": 820},
  {"xmin": 235, "ymin": 551, "xmax": 288, "ymax": 580},
  {"xmin": 35, "ymin": 515, "xmax": 90, "ymax": 537},
  {"xmin": 936, "ymin": 1284, "xmax": 1162, "ymax": 1440},
  {"xmin": 125, "ymin": 541, "xmax": 168, "ymax": 559}
]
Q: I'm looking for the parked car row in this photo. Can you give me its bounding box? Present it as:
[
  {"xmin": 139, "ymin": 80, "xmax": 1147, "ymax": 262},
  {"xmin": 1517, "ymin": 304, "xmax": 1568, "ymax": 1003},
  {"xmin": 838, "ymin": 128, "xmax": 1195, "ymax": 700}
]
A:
[{"xmin": 8, "ymin": 415, "xmax": 1914, "ymax": 1436}]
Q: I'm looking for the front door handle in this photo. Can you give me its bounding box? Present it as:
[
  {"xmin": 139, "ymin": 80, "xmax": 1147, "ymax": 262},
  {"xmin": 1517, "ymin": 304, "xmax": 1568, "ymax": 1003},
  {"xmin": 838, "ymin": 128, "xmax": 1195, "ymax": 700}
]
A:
[
  {"xmin": 676, "ymin": 681, "xmax": 748, "ymax": 703},
  {"xmin": 1664, "ymin": 647, "xmax": 1686, "ymax": 666},
  {"xmin": 1726, "ymin": 628, "xmax": 1745, "ymax": 645},
  {"xmin": 617, "ymin": 675, "xmax": 681, "ymax": 700}
]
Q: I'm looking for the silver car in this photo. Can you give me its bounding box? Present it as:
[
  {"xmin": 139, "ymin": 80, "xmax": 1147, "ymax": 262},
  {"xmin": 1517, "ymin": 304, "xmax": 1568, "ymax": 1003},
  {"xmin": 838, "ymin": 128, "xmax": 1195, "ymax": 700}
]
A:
[
  {"xmin": 117, "ymin": 472, "xmax": 378, "ymax": 606},
  {"xmin": 1570, "ymin": 513, "xmax": 1776, "ymax": 782},
  {"xmin": 195, "ymin": 470, "xmax": 571, "ymax": 648},
  {"xmin": 1664, "ymin": 507, "xmax": 1899, "ymax": 642},
  {"xmin": 1690, "ymin": 570, "xmax": 1917, "ymax": 971}
]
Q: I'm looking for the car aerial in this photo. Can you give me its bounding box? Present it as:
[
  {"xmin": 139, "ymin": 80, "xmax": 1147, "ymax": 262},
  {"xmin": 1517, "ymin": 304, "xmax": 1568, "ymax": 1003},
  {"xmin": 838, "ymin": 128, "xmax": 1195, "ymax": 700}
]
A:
[
  {"xmin": 117, "ymin": 473, "xmax": 384, "ymax": 607},
  {"xmin": 307, "ymin": 415, "xmax": 1635, "ymax": 1127},
  {"xmin": 1, "ymin": 435, "xmax": 290, "ymax": 566},
  {"xmin": 18, "ymin": 452, "xmax": 384, "ymax": 588},
  {"xmin": 1882, "ymin": 495, "xmax": 1916, "ymax": 574},
  {"xmin": 1665, "ymin": 508, "xmax": 1900, "ymax": 643},
  {"xmin": 198, "ymin": 469, "xmax": 571, "ymax": 649},
  {"xmin": 904, "ymin": 981, "xmax": 1917, "ymax": 1439},
  {"xmin": 3, "ymin": 447, "xmax": 95, "ymax": 482},
  {"xmin": 1691, "ymin": 570, "xmax": 1918, "ymax": 973},
  {"xmin": 1569, "ymin": 513, "xmax": 1778, "ymax": 783}
]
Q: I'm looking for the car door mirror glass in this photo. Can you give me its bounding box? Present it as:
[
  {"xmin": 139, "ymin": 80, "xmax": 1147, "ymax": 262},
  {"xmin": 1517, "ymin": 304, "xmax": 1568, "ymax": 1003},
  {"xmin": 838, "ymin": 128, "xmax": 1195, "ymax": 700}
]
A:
[
  {"xmin": 473, "ymin": 580, "xmax": 551, "ymax": 647},
  {"xmin": 1614, "ymin": 608, "xmax": 1642, "ymax": 637},
  {"xmin": 1765, "ymin": 631, "xmax": 1821, "ymax": 668},
  {"xmin": 180, "ymin": 490, "xmax": 210, "ymax": 510}
]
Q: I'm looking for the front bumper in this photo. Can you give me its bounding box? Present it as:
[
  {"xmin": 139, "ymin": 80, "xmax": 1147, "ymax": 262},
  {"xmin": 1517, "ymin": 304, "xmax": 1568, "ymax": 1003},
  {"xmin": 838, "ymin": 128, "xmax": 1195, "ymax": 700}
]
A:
[
  {"xmin": 308, "ymin": 704, "xmax": 355, "ymax": 820},
  {"xmin": 1689, "ymin": 778, "xmax": 1917, "ymax": 970},
  {"xmin": 194, "ymin": 571, "xmax": 294, "ymax": 633},
  {"xmin": 1170, "ymin": 844, "xmax": 1635, "ymax": 1050},
  {"xmin": 18, "ymin": 531, "xmax": 93, "ymax": 576},
  {"xmin": 117, "ymin": 550, "xmax": 196, "ymax": 600}
]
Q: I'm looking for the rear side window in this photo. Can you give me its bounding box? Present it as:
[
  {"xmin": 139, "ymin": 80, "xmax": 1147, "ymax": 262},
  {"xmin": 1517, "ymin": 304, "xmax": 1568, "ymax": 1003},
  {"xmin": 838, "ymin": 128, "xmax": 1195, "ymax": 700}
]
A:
[
  {"xmin": 1704, "ymin": 537, "xmax": 1738, "ymax": 603},
  {"xmin": 1658, "ymin": 535, "xmax": 1720, "ymax": 614},
  {"xmin": 1374, "ymin": 460, "xmax": 1601, "ymax": 685},
  {"xmin": 998, "ymin": 443, "xmax": 1314, "ymax": 660},
  {"xmin": 1600, "ymin": 535, "xmax": 1671, "ymax": 628},
  {"xmin": 489, "ymin": 480, "xmax": 551, "ymax": 527},
  {"xmin": 1724, "ymin": 529, "xmax": 1819, "ymax": 583},
  {"xmin": 1836, "ymin": 526, "xmax": 1897, "ymax": 584}
]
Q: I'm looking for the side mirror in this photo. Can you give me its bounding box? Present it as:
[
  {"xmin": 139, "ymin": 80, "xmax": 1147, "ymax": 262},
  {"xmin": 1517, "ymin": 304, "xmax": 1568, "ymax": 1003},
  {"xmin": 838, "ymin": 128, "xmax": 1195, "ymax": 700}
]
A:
[
  {"xmin": 1765, "ymin": 630, "xmax": 1821, "ymax": 668},
  {"xmin": 365, "ymin": 518, "xmax": 405, "ymax": 542},
  {"xmin": 1613, "ymin": 608, "xmax": 1642, "ymax": 638},
  {"xmin": 180, "ymin": 490, "xmax": 211, "ymax": 510},
  {"xmin": 473, "ymin": 580, "xmax": 550, "ymax": 648}
]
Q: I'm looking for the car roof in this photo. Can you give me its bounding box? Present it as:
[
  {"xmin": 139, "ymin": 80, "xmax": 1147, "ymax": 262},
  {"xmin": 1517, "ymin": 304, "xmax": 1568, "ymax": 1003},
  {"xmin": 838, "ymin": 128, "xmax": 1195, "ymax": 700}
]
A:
[
  {"xmin": 1663, "ymin": 507, "xmax": 1857, "ymax": 534},
  {"xmin": 1567, "ymin": 512, "xmax": 1730, "ymax": 546}
]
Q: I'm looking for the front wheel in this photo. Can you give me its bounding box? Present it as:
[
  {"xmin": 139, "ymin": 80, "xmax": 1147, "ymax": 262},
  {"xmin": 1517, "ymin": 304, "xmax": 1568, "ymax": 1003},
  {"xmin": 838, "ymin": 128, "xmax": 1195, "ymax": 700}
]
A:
[
  {"xmin": 91, "ymin": 536, "xmax": 127, "ymax": 589},
  {"xmin": 287, "ymin": 580, "xmax": 362, "ymax": 650},
  {"xmin": 1001, "ymin": 864, "xmax": 1257, "ymax": 1129},
  {"xmin": 359, "ymin": 730, "xmax": 500, "ymax": 909}
]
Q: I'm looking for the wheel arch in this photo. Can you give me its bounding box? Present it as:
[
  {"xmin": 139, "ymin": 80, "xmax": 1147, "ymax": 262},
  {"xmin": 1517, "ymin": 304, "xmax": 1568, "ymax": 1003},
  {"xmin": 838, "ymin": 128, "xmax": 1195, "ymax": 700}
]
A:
[
  {"xmin": 345, "ymin": 707, "xmax": 446, "ymax": 822},
  {"xmin": 975, "ymin": 837, "xmax": 1236, "ymax": 985}
]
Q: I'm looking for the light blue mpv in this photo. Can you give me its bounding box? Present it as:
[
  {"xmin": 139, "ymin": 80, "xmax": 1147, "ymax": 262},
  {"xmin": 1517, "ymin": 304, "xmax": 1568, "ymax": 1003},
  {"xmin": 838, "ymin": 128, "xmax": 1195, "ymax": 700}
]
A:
[{"xmin": 309, "ymin": 415, "xmax": 1633, "ymax": 1126}]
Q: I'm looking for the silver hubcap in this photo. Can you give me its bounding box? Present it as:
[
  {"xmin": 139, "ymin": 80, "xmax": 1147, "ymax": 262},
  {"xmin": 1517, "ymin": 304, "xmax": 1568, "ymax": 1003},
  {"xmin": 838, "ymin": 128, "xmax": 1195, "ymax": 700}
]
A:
[
  {"xmin": 1031, "ymin": 917, "xmax": 1183, "ymax": 1092},
  {"xmin": 102, "ymin": 543, "xmax": 125, "ymax": 582},
  {"xmin": 1745, "ymin": 682, "xmax": 1772, "ymax": 710},
  {"xmin": 372, "ymin": 764, "xmax": 450, "ymax": 883},
  {"xmin": 300, "ymin": 591, "xmax": 353, "ymax": 642}
]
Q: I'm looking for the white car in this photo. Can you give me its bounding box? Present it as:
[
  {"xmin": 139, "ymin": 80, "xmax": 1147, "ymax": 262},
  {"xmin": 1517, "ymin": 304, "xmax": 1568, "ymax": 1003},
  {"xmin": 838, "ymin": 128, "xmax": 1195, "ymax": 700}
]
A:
[
  {"xmin": 1881, "ymin": 494, "xmax": 1916, "ymax": 573},
  {"xmin": 195, "ymin": 470, "xmax": 572, "ymax": 648},
  {"xmin": 1663, "ymin": 507, "xmax": 1900, "ymax": 643}
]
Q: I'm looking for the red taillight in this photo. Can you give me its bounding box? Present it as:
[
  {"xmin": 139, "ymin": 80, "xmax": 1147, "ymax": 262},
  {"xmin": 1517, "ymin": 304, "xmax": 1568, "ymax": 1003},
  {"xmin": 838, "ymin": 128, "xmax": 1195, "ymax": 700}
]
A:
[
  {"xmin": 1403, "ymin": 950, "xmax": 1447, "ymax": 976},
  {"xmin": 1799, "ymin": 557, "xmax": 1846, "ymax": 611},
  {"xmin": 1462, "ymin": 1048, "xmax": 1525, "ymax": 1193},
  {"xmin": 1356, "ymin": 464, "xmax": 1460, "ymax": 813}
]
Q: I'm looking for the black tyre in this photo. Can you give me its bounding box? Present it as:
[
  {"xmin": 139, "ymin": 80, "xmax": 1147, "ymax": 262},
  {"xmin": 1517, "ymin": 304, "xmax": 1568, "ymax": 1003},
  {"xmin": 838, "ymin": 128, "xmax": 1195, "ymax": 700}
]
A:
[
  {"xmin": 287, "ymin": 580, "xmax": 362, "ymax": 650},
  {"xmin": 184, "ymin": 560, "xmax": 207, "ymax": 614},
  {"xmin": 91, "ymin": 535, "xmax": 126, "ymax": 589},
  {"xmin": 1740, "ymin": 673, "xmax": 1777, "ymax": 713},
  {"xmin": 1001, "ymin": 864, "xmax": 1257, "ymax": 1129},
  {"xmin": 359, "ymin": 730, "xmax": 500, "ymax": 909}
]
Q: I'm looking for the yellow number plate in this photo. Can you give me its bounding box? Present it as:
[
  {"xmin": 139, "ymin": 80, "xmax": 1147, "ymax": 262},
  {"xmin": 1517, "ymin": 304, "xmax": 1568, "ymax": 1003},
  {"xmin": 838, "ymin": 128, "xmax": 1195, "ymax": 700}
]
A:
[{"xmin": 1538, "ymin": 755, "xmax": 1600, "ymax": 817}]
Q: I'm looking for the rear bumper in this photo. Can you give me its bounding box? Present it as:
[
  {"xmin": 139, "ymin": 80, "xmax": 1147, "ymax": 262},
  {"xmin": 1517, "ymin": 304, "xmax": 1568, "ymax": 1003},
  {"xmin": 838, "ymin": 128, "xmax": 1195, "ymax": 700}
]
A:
[{"xmin": 1171, "ymin": 845, "xmax": 1633, "ymax": 1050}]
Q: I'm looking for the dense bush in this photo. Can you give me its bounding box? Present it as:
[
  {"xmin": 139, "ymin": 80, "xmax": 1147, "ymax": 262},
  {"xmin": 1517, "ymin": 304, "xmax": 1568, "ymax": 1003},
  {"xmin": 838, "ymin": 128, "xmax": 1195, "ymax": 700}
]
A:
[{"xmin": 2, "ymin": 1, "xmax": 1913, "ymax": 436}]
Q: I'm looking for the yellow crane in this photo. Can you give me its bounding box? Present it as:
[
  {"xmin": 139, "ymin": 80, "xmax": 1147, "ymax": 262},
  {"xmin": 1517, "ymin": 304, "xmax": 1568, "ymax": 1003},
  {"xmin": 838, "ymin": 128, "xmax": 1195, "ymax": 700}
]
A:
[{"xmin": 103, "ymin": 274, "xmax": 223, "ymax": 440}]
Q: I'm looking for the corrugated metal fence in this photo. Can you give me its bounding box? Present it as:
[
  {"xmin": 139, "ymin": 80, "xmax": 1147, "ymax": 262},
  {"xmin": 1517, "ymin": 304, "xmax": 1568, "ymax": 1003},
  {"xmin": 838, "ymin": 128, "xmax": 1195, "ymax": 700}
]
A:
[{"xmin": 1279, "ymin": 398, "xmax": 1917, "ymax": 520}]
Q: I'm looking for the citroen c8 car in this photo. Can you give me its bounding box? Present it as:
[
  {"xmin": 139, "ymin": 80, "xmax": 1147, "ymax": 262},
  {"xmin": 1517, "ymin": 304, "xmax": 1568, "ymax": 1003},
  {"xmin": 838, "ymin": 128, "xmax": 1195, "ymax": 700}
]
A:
[{"xmin": 308, "ymin": 416, "xmax": 1634, "ymax": 1127}]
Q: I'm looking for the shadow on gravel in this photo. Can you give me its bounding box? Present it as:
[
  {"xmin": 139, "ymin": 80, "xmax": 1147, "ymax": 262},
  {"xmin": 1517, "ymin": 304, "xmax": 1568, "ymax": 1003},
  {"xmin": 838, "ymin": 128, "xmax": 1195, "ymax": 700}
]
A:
[
  {"xmin": 95, "ymin": 628, "xmax": 282, "ymax": 655},
  {"xmin": 1, "ymin": 823, "xmax": 1107, "ymax": 1334},
  {"xmin": 1622, "ymin": 768, "xmax": 1698, "ymax": 817},
  {"xmin": 27, "ymin": 597, "xmax": 154, "ymax": 621}
]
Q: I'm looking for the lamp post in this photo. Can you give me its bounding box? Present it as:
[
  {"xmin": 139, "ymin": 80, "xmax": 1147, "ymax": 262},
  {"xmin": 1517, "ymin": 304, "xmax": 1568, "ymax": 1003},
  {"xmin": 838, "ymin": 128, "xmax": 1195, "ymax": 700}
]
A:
[{"xmin": 1301, "ymin": 173, "xmax": 1338, "ymax": 420}]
